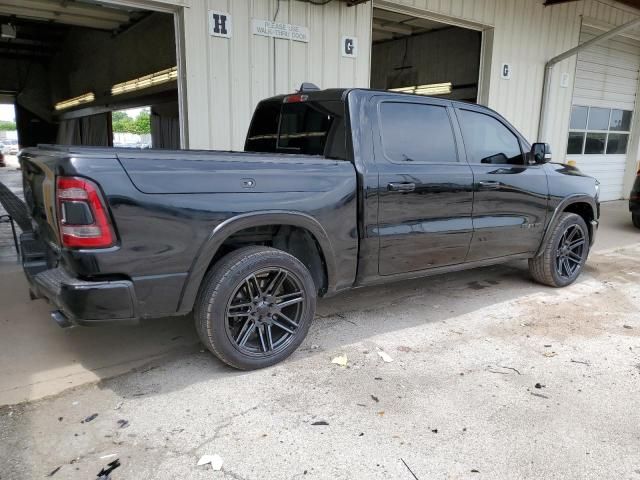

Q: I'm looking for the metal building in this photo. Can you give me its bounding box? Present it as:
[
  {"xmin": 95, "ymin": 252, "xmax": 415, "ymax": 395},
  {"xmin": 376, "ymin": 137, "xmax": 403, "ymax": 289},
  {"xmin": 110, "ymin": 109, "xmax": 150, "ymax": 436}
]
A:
[{"xmin": 1, "ymin": 0, "xmax": 640, "ymax": 200}]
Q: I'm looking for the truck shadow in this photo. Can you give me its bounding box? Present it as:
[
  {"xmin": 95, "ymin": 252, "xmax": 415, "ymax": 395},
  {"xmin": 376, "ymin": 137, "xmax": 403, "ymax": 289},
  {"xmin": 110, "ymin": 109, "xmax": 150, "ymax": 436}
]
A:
[
  {"xmin": 94, "ymin": 258, "xmax": 566, "ymax": 399},
  {"xmin": 0, "ymin": 255, "xmax": 603, "ymax": 407}
]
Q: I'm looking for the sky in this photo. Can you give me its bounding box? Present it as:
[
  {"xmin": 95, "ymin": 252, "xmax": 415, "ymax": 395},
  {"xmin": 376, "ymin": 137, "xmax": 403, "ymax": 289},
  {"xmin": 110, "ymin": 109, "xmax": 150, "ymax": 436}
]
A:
[
  {"xmin": 0, "ymin": 104, "xmax": 15, "ymax": 122},
  {"xmin": 116, "ymin": 107, "xmax": 150, "ymax": 118}
]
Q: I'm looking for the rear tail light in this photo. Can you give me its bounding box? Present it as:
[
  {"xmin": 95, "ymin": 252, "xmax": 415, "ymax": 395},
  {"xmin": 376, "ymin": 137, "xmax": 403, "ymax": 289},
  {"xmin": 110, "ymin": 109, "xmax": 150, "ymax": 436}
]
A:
[
  {"xmin": 56, "ymin": 176, "xmax": 115, "ymax": 248},
  {"xmin": 283, "ymin": 94, "xmax": 308, "ymax": 104}
]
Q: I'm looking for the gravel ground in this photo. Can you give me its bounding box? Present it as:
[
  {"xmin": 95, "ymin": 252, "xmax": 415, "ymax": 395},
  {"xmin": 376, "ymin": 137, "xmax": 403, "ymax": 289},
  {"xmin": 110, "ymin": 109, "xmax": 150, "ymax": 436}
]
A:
[{"xmin": 1, "ymin": 242, "xmax": 639, "ymax": 480}]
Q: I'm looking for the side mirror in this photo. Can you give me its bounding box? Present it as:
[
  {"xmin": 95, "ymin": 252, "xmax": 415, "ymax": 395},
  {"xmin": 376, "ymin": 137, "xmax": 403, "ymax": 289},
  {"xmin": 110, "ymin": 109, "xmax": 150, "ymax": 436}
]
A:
[{"xmin": 531, "ymin": 143, "xmax": 552, "ymax": 164}]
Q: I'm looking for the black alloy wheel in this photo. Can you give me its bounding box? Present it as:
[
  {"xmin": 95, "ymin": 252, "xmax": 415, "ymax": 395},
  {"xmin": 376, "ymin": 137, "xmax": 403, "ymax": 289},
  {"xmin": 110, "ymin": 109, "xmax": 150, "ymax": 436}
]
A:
[
  {"xmin": 529, "ymin": 212, "xmax": 590, "ymax": 287},
  {"xmin": 225, "ymin": 268, "xmax": 305, "ymax": 356},
  {"xmin": 555, "ymin": 224, "xmax": 586, "ymax": 279},
  {"xmin": 195, "ymin": 246, "xmax": 317, "ymax": 370}
]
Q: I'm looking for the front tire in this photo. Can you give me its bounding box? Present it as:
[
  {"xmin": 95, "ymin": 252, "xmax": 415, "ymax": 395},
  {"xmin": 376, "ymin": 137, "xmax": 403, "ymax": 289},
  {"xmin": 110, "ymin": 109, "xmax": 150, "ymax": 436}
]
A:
[
  {"xmin": 529, "ymin": 212, "xmax": 589, "ymax": 287},
  {"xmin": 195, "ymin": 246, "xmax": 317, "ymax": 370},
  {"xmin": 633, "ymin": 213, "xmax": 640, "ymax": 229}
]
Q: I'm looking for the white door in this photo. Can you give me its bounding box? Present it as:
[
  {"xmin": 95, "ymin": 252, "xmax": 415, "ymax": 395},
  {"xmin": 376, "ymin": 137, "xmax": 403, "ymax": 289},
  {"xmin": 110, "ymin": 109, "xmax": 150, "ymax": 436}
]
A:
[{"xmin": 567, "ymin": 25, "xmax": 640, "ymax": 201}]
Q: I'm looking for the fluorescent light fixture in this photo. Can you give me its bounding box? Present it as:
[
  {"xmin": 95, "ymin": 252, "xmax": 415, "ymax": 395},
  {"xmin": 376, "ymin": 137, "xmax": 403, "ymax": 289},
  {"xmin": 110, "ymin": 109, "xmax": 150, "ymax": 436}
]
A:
[
  {"xmin": 55, "ymin": 92, "xmax": 95, "ymax": 111},
  {"xmin": 390, "ymin": 82, "xmax": 453, "ymax": 96},
  {"xmin": 111, "ymin": 67, "xmax": 178, "ymax": 96}
]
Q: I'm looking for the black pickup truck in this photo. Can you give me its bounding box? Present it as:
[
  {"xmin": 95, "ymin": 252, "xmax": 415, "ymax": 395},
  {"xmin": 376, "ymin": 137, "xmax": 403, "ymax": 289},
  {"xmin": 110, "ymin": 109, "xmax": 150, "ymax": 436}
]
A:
[{"xmin": 20, "ymin": 87, "xmax": 600, "ymax": 370}]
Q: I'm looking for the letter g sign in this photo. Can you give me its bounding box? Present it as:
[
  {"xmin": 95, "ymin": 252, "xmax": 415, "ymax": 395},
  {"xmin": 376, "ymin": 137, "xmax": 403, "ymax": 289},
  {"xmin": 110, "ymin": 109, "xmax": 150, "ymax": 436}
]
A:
[{"xmin": 342, "ymin": 36, "xmax": 357, "ymax": 58}]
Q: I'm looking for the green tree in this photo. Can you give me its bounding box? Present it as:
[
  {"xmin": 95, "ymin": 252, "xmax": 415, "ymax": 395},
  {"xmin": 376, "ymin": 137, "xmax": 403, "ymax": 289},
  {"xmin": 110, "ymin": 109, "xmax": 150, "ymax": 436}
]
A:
[
  {"xmin": 132, "ymin": 111, "xmax": 151, "ymax": 135},
  {"xmin": 111, "ymin": 110, "xmax": 150, "ymax": 135},
  {"xmin": 0, "ymin": 120, "xmax": 16, "ymax": 131},
  {"xmin": 111, "ymin": 111, "xmax": 134, "ymax": 133}
]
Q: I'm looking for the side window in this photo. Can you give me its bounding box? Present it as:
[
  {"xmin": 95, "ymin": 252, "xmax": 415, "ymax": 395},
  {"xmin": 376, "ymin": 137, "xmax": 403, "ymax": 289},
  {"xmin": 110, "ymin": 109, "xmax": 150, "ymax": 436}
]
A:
[
  {"xmin": 379, "ymin": 102, "xmax": 458, "ymax": 163},
  {"xmin": 458, "ymin": 109, "xmax": 524, "ymax": 165}
]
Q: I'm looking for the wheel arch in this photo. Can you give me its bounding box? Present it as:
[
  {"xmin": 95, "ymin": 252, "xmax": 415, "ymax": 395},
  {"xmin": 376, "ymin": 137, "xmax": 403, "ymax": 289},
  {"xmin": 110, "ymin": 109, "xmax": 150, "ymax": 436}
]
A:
[
  {"xmin": 177, "ymin": 211, "xmax": 337, "ymax": 313},
  {"xmin": 535, "ymin": 195, "xmax": 598, "ymax": 257}
]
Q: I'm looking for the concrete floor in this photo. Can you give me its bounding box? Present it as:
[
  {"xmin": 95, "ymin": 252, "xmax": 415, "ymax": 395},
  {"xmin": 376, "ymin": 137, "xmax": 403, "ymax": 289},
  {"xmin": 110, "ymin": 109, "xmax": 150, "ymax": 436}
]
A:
[{"xmin": 0, "ymin": 190, "xmax": 639, "ymax": 479}]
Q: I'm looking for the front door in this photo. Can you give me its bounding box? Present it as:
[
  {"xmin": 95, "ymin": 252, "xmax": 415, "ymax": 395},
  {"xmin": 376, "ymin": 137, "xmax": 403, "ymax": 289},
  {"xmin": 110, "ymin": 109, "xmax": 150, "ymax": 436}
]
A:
[
  {"xmin": 374, "ymin": 98, "xmax": 475, "ymax": 276},
  {"xmin": 454, "ymin": 106, "xmax": 549, "ymax": 261}
]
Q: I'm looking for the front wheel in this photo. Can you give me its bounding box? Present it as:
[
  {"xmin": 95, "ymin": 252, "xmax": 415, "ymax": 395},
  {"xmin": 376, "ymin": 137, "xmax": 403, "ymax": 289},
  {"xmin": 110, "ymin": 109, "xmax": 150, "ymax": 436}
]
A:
[
  {"xmin": 633, "ymin": 213, "xmax": 640, "ymax": 229},
  {"xmin": 529, "ymin": 212, "xmax": 589, "ymax": 287},
  {"xmin": 195, "ymin": 246, "xmax": 317, "ymax": 370}
]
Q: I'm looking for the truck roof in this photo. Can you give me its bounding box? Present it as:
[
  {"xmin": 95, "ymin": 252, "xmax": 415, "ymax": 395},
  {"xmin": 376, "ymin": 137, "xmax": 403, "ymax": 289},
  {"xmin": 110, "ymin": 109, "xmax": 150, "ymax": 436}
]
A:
[{"xmin": 260, "ymin": 87, "xmax": 485, "ymax": 110}]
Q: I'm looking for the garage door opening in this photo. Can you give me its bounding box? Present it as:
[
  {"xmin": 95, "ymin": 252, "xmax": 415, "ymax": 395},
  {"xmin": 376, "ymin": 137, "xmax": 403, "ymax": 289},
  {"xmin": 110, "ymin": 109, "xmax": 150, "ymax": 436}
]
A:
[
  {"xmin": 371, "ymin": 8, "xmax": 482, "ymax": 102},
  {"xmin": 0, "ymin": 0, "xmax": 183, "ymax": 150}
]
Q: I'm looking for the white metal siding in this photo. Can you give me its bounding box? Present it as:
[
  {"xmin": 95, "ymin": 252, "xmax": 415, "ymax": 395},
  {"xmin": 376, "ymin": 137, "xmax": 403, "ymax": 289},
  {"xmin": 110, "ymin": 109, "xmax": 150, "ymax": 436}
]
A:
[
  {"xmin": 119, "ymin": 0, "xmax": 640, "ymax": 180},
  {"xmin": 570, "ymin": 25, "xmax": 640, "ymax": 201},
  {"xmin": 183, "ymin": 0, "xmax": 371, "ymax": 150},
  {"xmin": 376, "ymin": 0, "xmax": 640, "ymax": 159},
  {"xmin": 574, "ymin": 26, "xmax": 640, "ymax": 110}
]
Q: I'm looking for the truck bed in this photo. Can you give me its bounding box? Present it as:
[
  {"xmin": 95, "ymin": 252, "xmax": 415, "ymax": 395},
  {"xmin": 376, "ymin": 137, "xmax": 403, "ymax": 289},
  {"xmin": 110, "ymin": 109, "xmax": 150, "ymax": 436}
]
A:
[{"xmin": 20, "ymin": 144, "xmax": 359, "ymax": 321}]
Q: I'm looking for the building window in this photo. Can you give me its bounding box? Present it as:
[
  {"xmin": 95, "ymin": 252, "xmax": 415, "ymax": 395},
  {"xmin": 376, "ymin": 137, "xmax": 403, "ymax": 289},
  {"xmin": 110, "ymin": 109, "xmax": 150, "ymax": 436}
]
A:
[{"xmin": 567, "ymin": 106, "xmax": 632, "ymax": 155}]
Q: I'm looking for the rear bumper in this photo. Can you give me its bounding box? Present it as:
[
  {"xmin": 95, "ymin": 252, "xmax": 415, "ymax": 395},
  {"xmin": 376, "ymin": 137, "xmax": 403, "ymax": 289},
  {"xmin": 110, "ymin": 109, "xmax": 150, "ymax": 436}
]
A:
[
  {"xmin": 630, "ymin": 197, "xmax": 640, "ymax": 213},
  {"xmin": 21, "ymin": 234, "xmax": 138, "ymax": 326}
]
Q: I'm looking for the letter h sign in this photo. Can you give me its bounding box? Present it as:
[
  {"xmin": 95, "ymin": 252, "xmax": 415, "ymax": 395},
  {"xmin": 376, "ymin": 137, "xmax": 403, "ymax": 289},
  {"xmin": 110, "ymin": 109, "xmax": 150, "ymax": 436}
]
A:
[{"xmin": 209, "ymin": 10, "xmax": 232, "ymax": 38}]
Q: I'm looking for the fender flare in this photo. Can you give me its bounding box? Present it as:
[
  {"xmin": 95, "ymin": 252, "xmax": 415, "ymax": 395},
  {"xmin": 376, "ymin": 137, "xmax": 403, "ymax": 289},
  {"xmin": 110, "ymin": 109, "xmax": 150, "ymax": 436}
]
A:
[
  {"xmin": 177, "ymin": 211, "xmax": 337, "ymax": 313},
  {"xmin": 535, "ymin": 194, "xmax": 598, "ymax": 257}
]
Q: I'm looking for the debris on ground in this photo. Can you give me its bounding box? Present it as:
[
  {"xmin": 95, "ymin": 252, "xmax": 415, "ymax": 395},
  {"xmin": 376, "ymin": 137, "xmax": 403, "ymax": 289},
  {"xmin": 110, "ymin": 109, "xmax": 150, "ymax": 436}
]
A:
[
  {"xmin": 570, "ymin": 359, "xmax": 590, "ymax": 366},
  {"xmin": 82, "ymin": 413, "xmax": 98, "ymax": 423},
  {"xmin": 543, "ymin": 352, "xmax": 557, "ymax": 358},
  {"xmin": 331, "ymin": 355, "xmax": 348, "ymax": 367},
  {"xmin": 370, "ymin": 395, "xmax": 379, "ymax": 402},
  {"xmin": 96, "ymin": 459, "xmax": 121, "ymax": 479},
  {"xmin": 197, "ymin": 454, "xmax": 223, "ymax": 470},
  {"xmin": 431, "ymin": 428, "xmax": 438, "ymax": 433},
  {"xmin": 623, "ymin": 325, "xmax": 633, "ymax": 329},
  {"xmin": 400, "ymin": 458, "xmax": 419, "ymax": 479},
  {"xmin": 47, "ymin": 466, "xmax": 61, "ymax": 477},
  {"xmin": 57, "ymin": 417, "xmax": 63, "ymax": 422},
  {"xmin": 397, "ymin": 346, "xmax": 412, "ymax": 352},
  {"xmin": 100, "ymin": 454, "xmax": 118, "ymax": 460},
  {"xmin": 531, "ymin": 392, "xmax": 549, "ymax": 399},
  {"xmin": 377, "ymin": 350, "xmax": 393, "ymax": 363},
  {"xmin": 311, "ymin": 420, "xmax": 329, "ymax": 426},
  {"xmin": 534, "ymin": 383, "xmax": 545, "ymax": 389},
  {"xmin": 117, "ymin": 419, "xmax": 129, "ymax": 429},
  {"xmin": 114, "ymin": 402, "xmax": 124, "ymax": 410}
]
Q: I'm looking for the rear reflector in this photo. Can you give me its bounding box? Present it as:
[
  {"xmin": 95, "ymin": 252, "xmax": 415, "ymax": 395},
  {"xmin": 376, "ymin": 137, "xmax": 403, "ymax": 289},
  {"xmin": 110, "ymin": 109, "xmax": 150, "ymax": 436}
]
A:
[{"xmin": 56, "ymin": 176, "xmax": 115, "ymax": 248}]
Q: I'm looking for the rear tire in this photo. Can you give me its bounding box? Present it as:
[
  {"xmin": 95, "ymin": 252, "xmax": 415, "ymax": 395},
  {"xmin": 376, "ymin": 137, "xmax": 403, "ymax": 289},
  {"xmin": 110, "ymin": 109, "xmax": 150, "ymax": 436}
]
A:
[
  {"xmin": 529, "ymin": 212, "xmax": 589, "ymax": 287},
  {"xmin": 633, "ymin": 213, "xmax": 640, "ymax": 229},
  {"xmin": 195, "ymin": 246, "xmax": 317, "ymax": 370}
]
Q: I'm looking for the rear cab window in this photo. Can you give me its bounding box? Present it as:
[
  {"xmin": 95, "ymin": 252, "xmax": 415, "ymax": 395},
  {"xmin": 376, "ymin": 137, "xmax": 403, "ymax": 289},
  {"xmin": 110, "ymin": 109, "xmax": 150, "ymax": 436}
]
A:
[
  {"xmin": 245, "ymin": 98, "xmax": 347, "ymax": 160},
  {"xmin": 378, "ymin": 102, "xmax": 459, "ymax": 164}
]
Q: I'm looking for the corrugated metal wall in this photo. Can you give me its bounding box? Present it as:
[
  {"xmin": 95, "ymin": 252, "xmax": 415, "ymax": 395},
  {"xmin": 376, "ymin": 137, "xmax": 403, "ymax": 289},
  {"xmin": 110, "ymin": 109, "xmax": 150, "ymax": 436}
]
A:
[
  {"xmin": 182, "ymin": 0, "xmax": 371, "ymax": 150},
  {"xmin": 173, "ymin": 0, "xmax": 640, "ymax": 164},
  {"xmin": 376, "ymin": 0, "xmax": 640, "ymax": 165}
]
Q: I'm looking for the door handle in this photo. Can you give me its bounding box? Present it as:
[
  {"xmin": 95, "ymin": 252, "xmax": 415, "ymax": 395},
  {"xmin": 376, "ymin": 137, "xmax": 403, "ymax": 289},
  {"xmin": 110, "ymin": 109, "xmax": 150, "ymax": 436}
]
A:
[
  {"xmin": 388, "ymin": 182, "xmax": 416, "ymax": 192},
  {"xmin": 478, "ymin": 180, "xmax": 501, "ymax": 190}
]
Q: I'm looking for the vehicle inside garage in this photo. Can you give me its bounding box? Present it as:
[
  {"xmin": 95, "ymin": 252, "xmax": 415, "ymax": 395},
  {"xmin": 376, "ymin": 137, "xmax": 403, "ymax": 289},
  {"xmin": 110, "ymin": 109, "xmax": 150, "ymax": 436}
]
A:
[
  {"xmin": 370, "ymin": 7, "xmax": 482, "ymax": 102},
  {"xmin": 0, "ymin": 0, "xmax": 182, "ymax": 150}
]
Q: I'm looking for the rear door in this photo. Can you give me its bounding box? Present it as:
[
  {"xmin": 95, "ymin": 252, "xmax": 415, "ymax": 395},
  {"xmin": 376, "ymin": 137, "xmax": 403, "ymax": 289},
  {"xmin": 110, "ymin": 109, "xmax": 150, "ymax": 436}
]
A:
[
  {"xmin": 374, "ymin": 97, "xmax": 474, "ymax": 276},
  {"xmin": 454, "ymin": 106, "xmax": 548, "ymax": 261}
]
